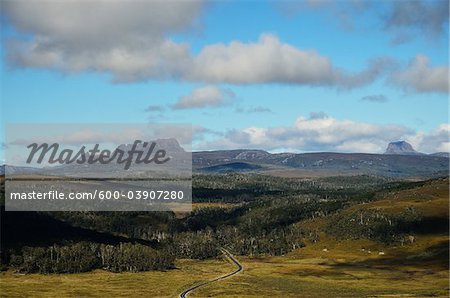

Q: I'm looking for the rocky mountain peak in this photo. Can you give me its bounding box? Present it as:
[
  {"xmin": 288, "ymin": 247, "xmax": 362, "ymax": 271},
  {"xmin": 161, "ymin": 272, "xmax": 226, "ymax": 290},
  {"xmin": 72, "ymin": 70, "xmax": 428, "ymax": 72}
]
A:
[{"xmin": 384, "ymin": 141, "xmax": 422, "ymax": 155}]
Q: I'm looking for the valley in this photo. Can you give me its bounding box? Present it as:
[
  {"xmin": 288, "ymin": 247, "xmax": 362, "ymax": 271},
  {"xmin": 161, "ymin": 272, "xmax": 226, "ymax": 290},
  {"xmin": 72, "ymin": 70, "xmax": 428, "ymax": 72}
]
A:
[{"xmin": 1, "ymin": 169, "xmax": 448, "ymax": 297}]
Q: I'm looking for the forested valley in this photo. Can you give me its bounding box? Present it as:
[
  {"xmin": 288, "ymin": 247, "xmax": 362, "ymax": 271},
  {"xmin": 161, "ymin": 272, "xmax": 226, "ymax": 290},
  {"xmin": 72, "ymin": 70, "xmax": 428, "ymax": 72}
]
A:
[{"xmin": 1, "ymin": 174, "xmax": 447, "ymax": 274}]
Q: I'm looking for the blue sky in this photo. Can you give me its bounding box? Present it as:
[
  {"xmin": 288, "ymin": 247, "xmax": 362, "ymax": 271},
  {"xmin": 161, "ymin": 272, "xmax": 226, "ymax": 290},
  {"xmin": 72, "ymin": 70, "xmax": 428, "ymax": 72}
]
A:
[{"xmin": 1, "ymin": 0, "xmax": 449, "ymax": 158}]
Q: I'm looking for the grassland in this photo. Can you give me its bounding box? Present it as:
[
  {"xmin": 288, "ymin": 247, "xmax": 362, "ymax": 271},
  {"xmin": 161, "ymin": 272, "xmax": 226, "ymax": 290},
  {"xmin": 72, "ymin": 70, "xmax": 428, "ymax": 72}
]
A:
[
  {"xmin": 194, "ymin": 236, "xmax": 449, "ymax": 297},
  {"xmin": 0, "ymin": 258, "xmax": 231, "ymax": 298},
  {"xmin": 2, "ymin": 236, "xmax": 447, "ymax": 298}
]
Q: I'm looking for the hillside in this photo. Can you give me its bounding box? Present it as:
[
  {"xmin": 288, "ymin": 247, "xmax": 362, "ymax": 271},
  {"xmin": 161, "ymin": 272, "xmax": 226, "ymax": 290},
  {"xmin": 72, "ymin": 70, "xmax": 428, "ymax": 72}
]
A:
[{"xmin": 311, "ymin": 176, "xmax": 449, "ymax": 253}]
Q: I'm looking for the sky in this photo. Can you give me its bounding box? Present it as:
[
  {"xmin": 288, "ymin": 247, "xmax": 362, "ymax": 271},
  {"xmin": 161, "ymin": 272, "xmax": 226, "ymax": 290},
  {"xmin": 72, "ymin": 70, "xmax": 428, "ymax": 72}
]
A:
[{"xmin": 0, "ymin": 0, "xmax": 449, "ymax": 159}]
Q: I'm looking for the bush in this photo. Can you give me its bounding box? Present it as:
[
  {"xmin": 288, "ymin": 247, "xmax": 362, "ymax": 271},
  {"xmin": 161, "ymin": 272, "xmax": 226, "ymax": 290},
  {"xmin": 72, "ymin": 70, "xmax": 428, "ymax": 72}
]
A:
[{"xmin": 10, "ymin": 242, "xmax": 174, "ymax": 274}]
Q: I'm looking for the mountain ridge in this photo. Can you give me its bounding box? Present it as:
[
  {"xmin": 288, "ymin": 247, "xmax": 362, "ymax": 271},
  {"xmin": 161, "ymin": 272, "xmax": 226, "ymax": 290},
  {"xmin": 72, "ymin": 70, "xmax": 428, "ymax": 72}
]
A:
[{"xmin": 192, "ymin": 150, "xmax": 449, "ymax": 178}]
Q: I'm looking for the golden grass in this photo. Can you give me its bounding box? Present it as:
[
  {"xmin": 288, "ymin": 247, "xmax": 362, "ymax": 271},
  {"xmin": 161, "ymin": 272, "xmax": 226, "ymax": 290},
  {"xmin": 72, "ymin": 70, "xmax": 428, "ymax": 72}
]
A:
[
  {"xmin": 193, "ymin": 237, "xmax": 449, "ymax": 298},
  {"xmin": 2, "ymin": 236, "xmax": 447, "ymax": 298},
  {"xmin": 0, "ymin": 258, "xmax": 231, "ymax": 298}
]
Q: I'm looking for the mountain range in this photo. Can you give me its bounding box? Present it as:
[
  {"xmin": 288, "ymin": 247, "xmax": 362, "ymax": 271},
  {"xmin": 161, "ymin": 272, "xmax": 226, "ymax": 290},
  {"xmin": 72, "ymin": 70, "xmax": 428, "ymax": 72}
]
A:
[
  {"xmin": 1, "ymin": 141, "xmax": 448, "ymax": 178},
  {"xmin": 192, "ymin": 141, "xmax": 448, "ymax": 177}
]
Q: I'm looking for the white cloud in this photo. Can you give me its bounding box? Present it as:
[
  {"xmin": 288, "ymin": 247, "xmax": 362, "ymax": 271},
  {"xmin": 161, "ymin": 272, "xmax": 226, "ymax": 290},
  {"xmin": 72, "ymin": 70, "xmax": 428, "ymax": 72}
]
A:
[
  {"xmin": 390, "ymin": 55, "xmax": 449, "ymax": 94},
  {"xmin": 3, "ymin": 2, "xmax": 391, "ymax": 88},
  {"xmin": 7, "ymin": 36, "xmax": 193, "ymax": 83},
  {"xmin": 189, "ymin": 34, "xmax": 334, "ymax": 85},
  {"xmin": 173, "ymin": 86, "xmax": 235, "ymax": 109},
  {"xmin": 4, "ymin": 0, "xmax": 202, "ymax": 82},
  {"xmin": 195, "ymin": 113, "xmax": 449, "ymax": 154},
  {"xmin": 412, "ymin": 123, "xmax": 450, "ymax": 153},
  {"xmin": 2, "ymin": 1, "xmax": 204, "ymax": 46},
  {"xmin": 3, "ymin": 1, "xmax": 447, "ymax": 95},
  {"xmin": 189, "ymin": 34, "xmax": 392, "ymax": 88}
]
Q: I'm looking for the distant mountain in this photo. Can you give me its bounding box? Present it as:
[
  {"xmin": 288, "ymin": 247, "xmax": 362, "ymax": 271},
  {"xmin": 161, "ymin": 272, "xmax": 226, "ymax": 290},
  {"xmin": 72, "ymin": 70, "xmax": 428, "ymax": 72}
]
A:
[
  {"xmin": 192, "ymin": 149, "xmax": 449, "ymax": 178},
  {"xmin": 2, "ymin": 141, "xmax": 448, "ymax": 178},
  {"xmin": 430, "ymin": 152, "xmax": 450, "ymax": 158},
  {"xmin": 0, "ymin": 138, "xmax": 191, "ymax": 179},
  {"xmin": 384, "ymin": 141, "xmax": 423, "ymax": 155},
  {"xmin": 0, "ymin": 164, "xmax": 44, "ymax": 175}
]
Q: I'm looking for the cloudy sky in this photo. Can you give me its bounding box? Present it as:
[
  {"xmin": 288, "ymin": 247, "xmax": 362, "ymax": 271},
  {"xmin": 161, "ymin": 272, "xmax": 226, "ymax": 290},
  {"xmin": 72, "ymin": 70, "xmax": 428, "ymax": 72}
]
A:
[{"xmin": 0, "ymin": 0, "xmax": 449, "ymax": 156}]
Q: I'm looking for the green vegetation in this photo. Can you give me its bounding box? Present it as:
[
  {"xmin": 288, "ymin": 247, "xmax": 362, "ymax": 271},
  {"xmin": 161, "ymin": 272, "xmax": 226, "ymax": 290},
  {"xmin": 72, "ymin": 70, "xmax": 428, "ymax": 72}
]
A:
[{"xmin": 9, "ymin": 242, "xmax": 174, "ymax": 274}]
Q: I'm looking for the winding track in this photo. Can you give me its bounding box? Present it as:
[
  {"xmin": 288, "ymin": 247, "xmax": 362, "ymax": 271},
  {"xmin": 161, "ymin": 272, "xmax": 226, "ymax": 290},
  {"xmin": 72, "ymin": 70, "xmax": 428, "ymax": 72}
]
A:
[{"xmin": 179, "ymin": 248, "xmax": 243, "ymax": 298}]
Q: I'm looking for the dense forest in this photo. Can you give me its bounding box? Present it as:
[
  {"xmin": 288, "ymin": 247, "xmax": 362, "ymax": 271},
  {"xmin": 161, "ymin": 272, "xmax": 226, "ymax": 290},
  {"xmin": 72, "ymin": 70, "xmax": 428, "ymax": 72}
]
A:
[{"xmin": 1, "ymin": 174, "xmax": 447, "ymax": 273}]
